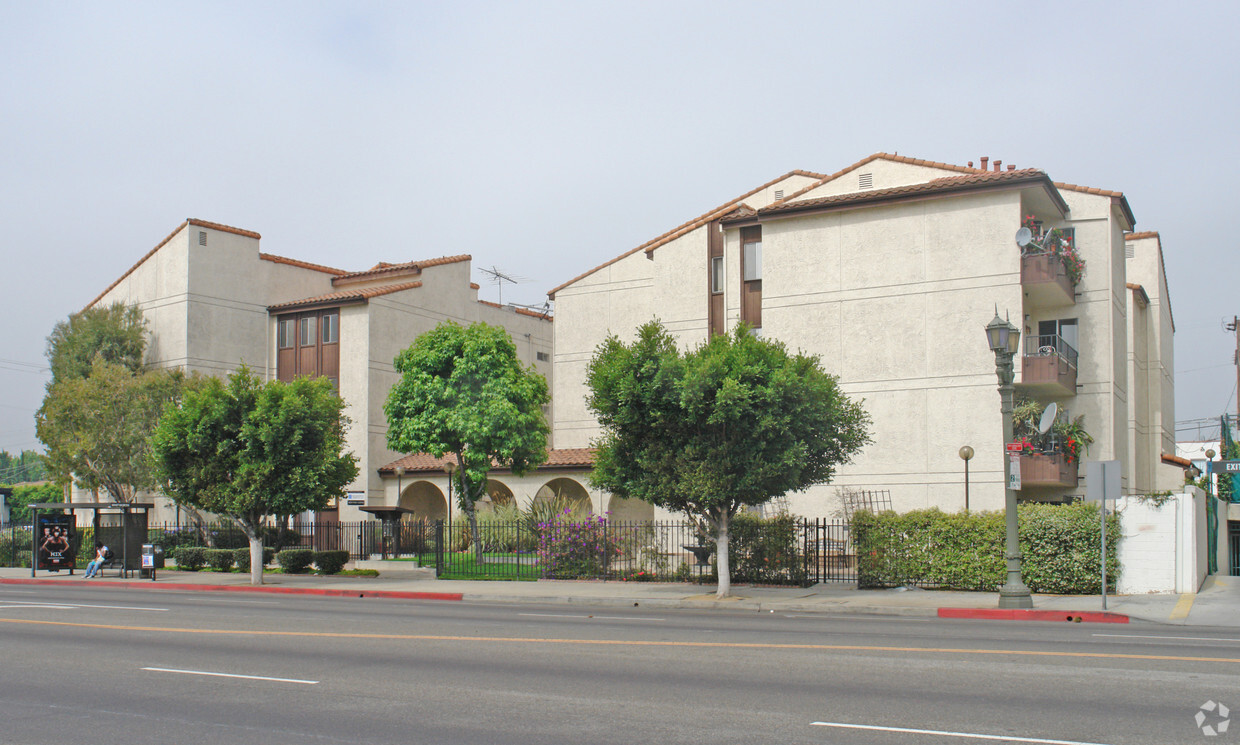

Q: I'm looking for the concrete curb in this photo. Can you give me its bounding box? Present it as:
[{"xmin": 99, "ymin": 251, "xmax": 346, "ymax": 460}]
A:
[
  {"xmin": 0, "ymin": 578, "xmax": 463, "ymax": 602},
  {"xmin": 938, "ymin": 607, "xmax": 1130, "ymax": 624}
]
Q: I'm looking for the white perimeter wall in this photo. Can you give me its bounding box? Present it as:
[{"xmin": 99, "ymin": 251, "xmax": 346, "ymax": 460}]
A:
[{"xmin": 1117, "ymin": 488, "xmax": 1208, "ymax": 594}]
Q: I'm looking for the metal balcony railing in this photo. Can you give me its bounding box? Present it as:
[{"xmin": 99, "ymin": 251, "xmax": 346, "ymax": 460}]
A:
[{"xmin": 1025, "ymin": 334, "xmax": 1078, "ymax": 368}]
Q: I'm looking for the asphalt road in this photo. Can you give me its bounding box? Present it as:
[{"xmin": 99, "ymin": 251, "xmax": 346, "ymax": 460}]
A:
[{"xmin": 1, "ymin": 585, "xmax": 1236, "ymax": 745}]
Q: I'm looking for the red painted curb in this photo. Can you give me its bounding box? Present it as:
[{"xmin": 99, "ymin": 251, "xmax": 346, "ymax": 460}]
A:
[
  {"xmin": 938, "ymin": 607, "xmax": 1129, "ymax": 624},
  {"xmin": 0, "ymin": 578, "xmax": 462, "ymax": 602}
]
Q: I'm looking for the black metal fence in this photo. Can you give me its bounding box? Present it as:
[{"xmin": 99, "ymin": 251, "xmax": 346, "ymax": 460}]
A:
[{"xmin": 0, "ymin": 517, "xmax": 856, "ymax": 586}]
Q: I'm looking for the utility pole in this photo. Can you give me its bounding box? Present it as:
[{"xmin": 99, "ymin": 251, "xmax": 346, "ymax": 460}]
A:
[{"xmin": 1230, "ymin": 315, "xmax": 1239, "ymax": 424}]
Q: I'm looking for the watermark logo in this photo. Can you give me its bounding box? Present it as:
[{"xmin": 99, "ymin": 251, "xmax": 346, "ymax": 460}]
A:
[{"xmin": 1196, "ymin": 701, "xmax": 1231, "ymax": 737}]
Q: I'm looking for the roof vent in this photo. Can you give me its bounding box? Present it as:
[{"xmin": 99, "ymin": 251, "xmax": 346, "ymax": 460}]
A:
[
  {"xmin": 198, "ymin": 231, "xmax": 207, "ymax": 246},
  {"xmin": 1125, "ymin": 243, "xmax": 1135, "ymax": 259},
  {"xmin": 858, "ymin": 173, "xmax": 873, "ymax": 190},
  {"xmin": 774, "ymin": 189, "xmax": 784, "ymax": 200}
]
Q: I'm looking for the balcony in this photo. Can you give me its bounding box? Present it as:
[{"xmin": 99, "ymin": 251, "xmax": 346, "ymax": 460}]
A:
[
  {"xmin": 1020, "ymin": 334, "xmax": 1077, "ymax": 396},
  {"xmin": 1021, "ymin": 250, "xmax": 1076, "ymax": 307},
  {"xmin": 1017, "ymin": 451, "xmax": 1078, "ymax": 489}
]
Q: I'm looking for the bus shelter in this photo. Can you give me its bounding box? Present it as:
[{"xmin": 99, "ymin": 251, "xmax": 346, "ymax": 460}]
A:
[{"xmin": 29, "ymin": 502, "xmax": 155, "ymax": 577}]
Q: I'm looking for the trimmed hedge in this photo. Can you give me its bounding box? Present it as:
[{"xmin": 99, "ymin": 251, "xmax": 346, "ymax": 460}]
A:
[
  {"xmin": 853, "ymin": 503, "xmax": 1119, "ymax": 594},
  {"xmin": 232, "ymin": 547, "xmax": 277, "ymax": 571},
  {"xmin": 175, "ymin": 546, "xmax": 206, "ymax": 571},
  {"xmin": 725, "ymin": 513, "xmax": 807, "ymax": 585},
  {"xmin": 204, "ymin": 548, "xmax": 235, "ymax": 572},
  {"xmin": 314, "ymin": 550, "xmax": 349, "ymax": 575},
  {"xmin": 277, "ymin": 548, "xmax": 314, "ymax": 574}
]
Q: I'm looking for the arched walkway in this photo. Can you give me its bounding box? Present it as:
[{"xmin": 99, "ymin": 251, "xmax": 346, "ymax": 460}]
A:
[
  {"xmin": 607, "ymin": 494, "xmax": 654, "ymax": 522},
  {"xmin": 399, "ymin": 481, "xmax": 448, "ymax": 521},
  {"xmin": 533, "ymin": 477, "xmax": 592, "ymax": 518},
  {"xmin": 479, "ymin": 480, "xmax": 515, "ymax": 512}
]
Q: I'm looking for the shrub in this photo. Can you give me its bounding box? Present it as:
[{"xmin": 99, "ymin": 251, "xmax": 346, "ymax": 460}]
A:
[
  {"xmin": 261, "ymin": 526, "xmax": 303, "ymax": 552},
  {"xmin": 175, "ymin": 546, "xmax": 206, "ymax": 571},
  {"xmin": 231, "ymin": 547, "xmax": 274, "ymax": 570},
  {"xmin": 727, "ymin": 513, "xmax": 807, "ymax": 585},
  {"xmin": 314, "ymin": 550, "xmax": 349, "ymax": 575},
  {"xmin": 204, "ymin": 548, "xmax": 235, "ymax": 572},
  {"xmin": 537, "ymin": 512, "xmax": 619, "ymax": 579},
  {"xmin": 278, "ymin": 548, "xmax": 314, "ymax": 574},
  {"xmin": 853, "ymin": 504, "xmax": 1118, "ymax": 594},
  {"xmin": 0, "ymin": 526, "xmax": 33, "ymax": 567}
]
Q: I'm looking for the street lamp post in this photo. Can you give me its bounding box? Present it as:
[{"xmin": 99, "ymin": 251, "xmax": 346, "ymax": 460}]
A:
[
  {"xmin": 986, "ymin": 311, "xmax": 1034, "ymax": 609},
  {"xmin": 959, "ymin": 445, "xmax": 974, "ymax": 512}
]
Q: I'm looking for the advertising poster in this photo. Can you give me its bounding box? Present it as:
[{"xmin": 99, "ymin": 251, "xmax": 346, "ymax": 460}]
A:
[{"xmin": 36, "ymin": 513, "xmax": 76, "ymax": 571}]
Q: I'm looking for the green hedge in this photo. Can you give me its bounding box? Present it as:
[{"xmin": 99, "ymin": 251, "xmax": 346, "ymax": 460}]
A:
[
  {"xmin": 726, "ymin": 513, "xmax": 807, "ymax": 585},
  {"xmin": 204, "ymin": 548, "xmax": 235, "ymax": 572},
  {"xmin": 853, "ymin": 503, "xmax": 1119, "ymax": 594},
  {"xmin": 314, "ymin": 550, "xmax": 349, "ymax": 575},
  {"xmin": 277, "ymin": 548, "xmax": 314, "ymax": 574},
  {"xmin": 175, "ymin": 546, "xmax": 206, "ymax": 571}
]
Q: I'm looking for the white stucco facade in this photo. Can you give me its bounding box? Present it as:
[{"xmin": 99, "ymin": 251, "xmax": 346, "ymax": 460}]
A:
[{"xmin": 548, "ymin": 154, "xmax": 1180, "ymax": 516}]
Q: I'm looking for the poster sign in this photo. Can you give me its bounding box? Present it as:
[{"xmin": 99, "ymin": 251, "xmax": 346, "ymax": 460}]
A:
[
  {"xmin": 1008, "ymin": 454, "xmax": 1021, "ymax": 491},
  {"xmin": 36, "ymin": 513, "xmax": 76, "ymax": 571}
]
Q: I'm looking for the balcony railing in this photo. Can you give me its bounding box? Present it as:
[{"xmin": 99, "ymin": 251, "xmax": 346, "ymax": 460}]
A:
[
  {"xmin": 1020, "ymin": 334, "xmax": 1078, "ymax": 395},
  {"xmin": 1017, "ymin": 451, "xmax": 1078, "ymax": 489},
  {"xmin": 1021, "ymin": 250, "xmax": 1075, "ymax": 307}
]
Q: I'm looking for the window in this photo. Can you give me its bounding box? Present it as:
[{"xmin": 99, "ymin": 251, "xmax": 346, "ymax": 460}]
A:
[
  {"xmin": 743, "ymin": 240, "xmax": 762, "ymax": 282},
  {"xmin": 299, "ymin": 316, "xmax": 316, "ymax": 347},
  {"xmin": 536, "ymin": 351, "xmax": 550, "ymax": 362},
  {"xmin": 277, "ymin": 319, "xmax": 295, "ymax": 349},
  {"xmin": 321, "ymin": 313, "xmax": 339, "ymax": 344},
  {"xmin": 711, "ymin": 256, "xmax": 724, "ymax": 294}
]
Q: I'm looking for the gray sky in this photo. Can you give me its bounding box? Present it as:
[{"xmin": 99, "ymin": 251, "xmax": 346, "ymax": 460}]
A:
[{"xmin": 2, "ymin": 1, "xmax": 1238, "ymax": 456}]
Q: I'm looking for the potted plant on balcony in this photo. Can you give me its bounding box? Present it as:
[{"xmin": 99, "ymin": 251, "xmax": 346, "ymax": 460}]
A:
[
  {"xmin": 1012, "ymin": 397, "xmax": 1094, "ymax": 468},
  {"xmin": 1021, "ymin": 215, "xmax": 1086, "ymax": 285}
]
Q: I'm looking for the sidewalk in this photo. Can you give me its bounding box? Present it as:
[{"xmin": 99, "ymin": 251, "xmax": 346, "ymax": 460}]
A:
[{"xmin": 2, "ymin": 565, "xmax": 1235, "ymax": 627}]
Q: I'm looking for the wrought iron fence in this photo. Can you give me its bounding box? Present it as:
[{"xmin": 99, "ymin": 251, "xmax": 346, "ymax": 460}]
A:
[{"xmin": 0, "ymin": 517, "xmax": 856, "ymax": 585}]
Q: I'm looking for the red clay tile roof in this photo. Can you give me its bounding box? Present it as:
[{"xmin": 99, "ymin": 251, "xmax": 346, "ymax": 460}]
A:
[
  {"xmin": 1162, "ymin": 453, "xmax": 1191, "ymax": 469},
  {"xmin": 477, "ymin": 299, "xmax": 553, "ymax": 321},
  {"xmin": 547, "ymin": 170, "xmax": 825, "ymax": 298},
  {"xmin": 1127, "ymin": 282, "xmax": 1150, "ymax": 307},
  {"xmin": 268, "ymin": 281, "xmax": 422, "ymax": 312},
  {"xmin": 727, "ymin": 169, "xmax": 1065, "ymax": 223},
  {"xmin": 333, "ymin": 255, "xmax": 471, "ymax": 286},
  {"xmin": 379, "ymin": 448, "xmax": 596, "ymax": 474},
  {"xmin": 470, "ymin": 282, "xmax": 480, "ymax": 290},
  {"xmin": 1125, "ymin": 231, "xmax": 1160, "ymax": 241},
  {"xmin": 259, "ymin": 253, "xmax": 346, "ymax": 275},
  {"xmin": 86, "ymin": 218, "xmax": 264, "ymax": 310}
]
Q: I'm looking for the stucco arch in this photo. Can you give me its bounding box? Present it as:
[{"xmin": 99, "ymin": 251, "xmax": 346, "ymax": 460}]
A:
[
  {"xmin": 606, "ymin": 495, "xmax": 654, "ymax": 522},
  {"xmin": 533, "ymin": 477, "xmax": 592, "ymax": 517},
  {"xmin": 399, "ymin": 481, "xmax": 448, "ymax": 521},
  {"xmin": 479, "ymin": 480, "xmax": 515, "ymax": 512}
]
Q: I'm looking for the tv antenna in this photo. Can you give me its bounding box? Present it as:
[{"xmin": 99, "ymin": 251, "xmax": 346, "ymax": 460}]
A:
[
  {"xmin": 477, "ymin": 266, "xmax": 528, "ymax": 305},
  {"xmin": 508, "ymin": 300, "xmax": 553, "ymax": 320}
]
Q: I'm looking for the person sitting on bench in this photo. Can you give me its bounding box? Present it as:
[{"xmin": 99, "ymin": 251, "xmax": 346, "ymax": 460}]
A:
[{"xmin": 84, "ymin": 542, "xmax": 109, "ymax": 578}]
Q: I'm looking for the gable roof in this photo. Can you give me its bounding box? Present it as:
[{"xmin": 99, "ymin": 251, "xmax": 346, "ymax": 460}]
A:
[
  {"xmin": 268, "ymin": 281, "xmax": 422, "ymax": 313},
  {"xmin": 547, "ymin": 169, "xmax": 825, "ymax": 298},
  {"xmin": 332, "ymin": 254, "xmax": 471, "ymax": 287},
  {"xmin": 723, "ymin": 169, "xmax": 1067, "ymax": 225},
  {"xmin": 259, "ymin": 253, "xmax": 345, "ymax": 275},
  {"xmin": 86, "ymin": 218, "xmax": 265, "ymax": 311}
]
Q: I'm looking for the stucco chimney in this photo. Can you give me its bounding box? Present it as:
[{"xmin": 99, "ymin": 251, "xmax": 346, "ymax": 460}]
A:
[
  {"xmin": 1008, "ymin": 164, "xmax": 1016, "ymax": 171},
  {"xmin": 968, "ymin": 161, "xmax": 974, "ymax": 168},
  {"xmin": 980, "ymin": 156, "xmax": 989, "ymax": 171},
  {"xmin": 994, "ymin": 160, "xmax": 1002, "ymax": 172}
]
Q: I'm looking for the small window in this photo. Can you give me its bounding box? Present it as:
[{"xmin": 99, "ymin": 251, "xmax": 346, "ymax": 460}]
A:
[
  {"xmin": 299, "ymin": 316, "xmax": 316, "ymax": 347},
  {"xmin": 711, "ymin": 256, "xmax": 724, "ymax": 294},
  {"xmin": 743, "ymin": 241, "xmax": 762, "ymax": 282},
  {"xmin": 321, "ymin": 313, "xmax": 339, "ymax": 344},
  {"xmin": 277, "ymin": 318, "xmax": 295, "ymax": 349}
]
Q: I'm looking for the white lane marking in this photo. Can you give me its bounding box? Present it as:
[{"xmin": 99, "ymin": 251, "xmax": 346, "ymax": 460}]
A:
[
  {"xmin": 518, "ymin": 612, "xmax": 664, "ymax": 621},
  {"xmin": 0, "ymin": 600, "xmax": 167, "ymax": 611},
  {"xmin": 1093, "ymin": 632, "xmax": 1240, "ymax": 643},
  {"xmin": 0, "ymin": 604, "xmax": 76, "ymax": 610},
  {"xmin": 811, "ymin": 722, "xmax": 1112, "ymax": 744},
  {"xmin": 141, "ymin": 667, "xmax": 318, "ymax": 684}
]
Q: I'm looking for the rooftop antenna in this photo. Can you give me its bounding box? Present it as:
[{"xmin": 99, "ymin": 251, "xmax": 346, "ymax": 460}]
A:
[{"xmin": 477, "ymin": 266, "xmax": 527, "ymax": 305}]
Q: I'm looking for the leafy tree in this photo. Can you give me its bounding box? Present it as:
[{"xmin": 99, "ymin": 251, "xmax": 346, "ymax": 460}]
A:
[
  {"xmin": 4, "ymin": 482, "xmax": 62, "ymax": 524},
  {"xmin": 384, "ymin": 322, "xmax": 549, "ymax": 558},
  {"xmin": 46, "ymin": 302, "xmax": 146, "ymax": 384},
  {"xmin": 0, "ymin": 450, "xmax": 46, "ymax": 483},
  {"xmin": 587, "ymin": 321, "xmax": 870, "ymax": 597},
  {"xmin": 152, "ymin": 367, "xmax": 358, "ymax": 585},
  {"xmin": 37, "ymin": 362, "xmax": 187, "ymax": 502}
]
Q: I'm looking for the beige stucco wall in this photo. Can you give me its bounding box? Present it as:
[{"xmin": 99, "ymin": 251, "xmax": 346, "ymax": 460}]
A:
[
  {"xmin": 1125, "ymin": 233, "xmax": 1178, "ymax": 492},
  {"xmin": 793, "ymin": 160, "xmax": 962, "ymax": 201}
]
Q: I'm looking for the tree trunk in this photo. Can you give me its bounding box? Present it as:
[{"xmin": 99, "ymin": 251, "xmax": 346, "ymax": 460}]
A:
[
  {"xmin": 236, "ymin": 515, "xmax": 264, "ymax": 586},
  {"xmin": 714, "ymin": 511, "xmax": 731, "ymax": 599}
]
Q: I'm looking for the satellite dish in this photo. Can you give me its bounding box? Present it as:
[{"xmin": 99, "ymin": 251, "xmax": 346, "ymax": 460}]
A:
[
  {"xmin": 1037, "ymin": 402, "xmax": 1058, "ymax": 435},
  {"xmin": 1015, "ymin": 227, "xmax": 1034, "ymax": 248}
]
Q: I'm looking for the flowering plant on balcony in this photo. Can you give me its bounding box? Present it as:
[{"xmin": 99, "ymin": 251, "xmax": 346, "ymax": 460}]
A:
[
  {"xmin": 1021, "ymin": 215, "xmax": 1086, "ymax": 286},
  {"xmin": 1012, "ymin": 396, "xmax": 1093, "ymax": 464}
]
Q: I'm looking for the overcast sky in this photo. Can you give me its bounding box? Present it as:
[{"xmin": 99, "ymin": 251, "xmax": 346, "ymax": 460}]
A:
[{"xmin": 2, "ymin": 1, "xmax": 1238, "ymax": 456}]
